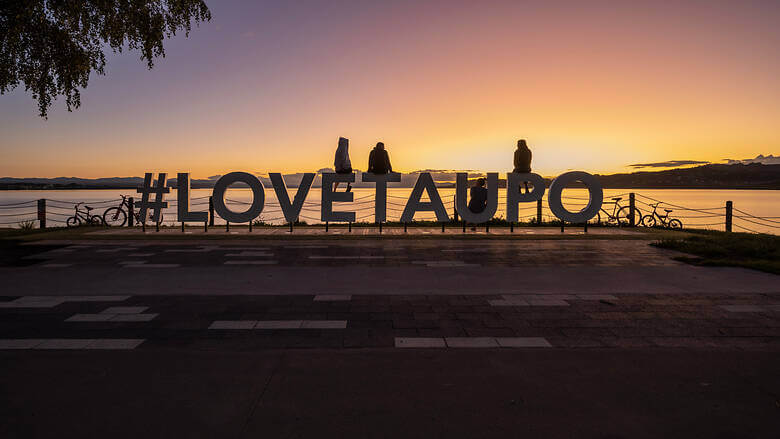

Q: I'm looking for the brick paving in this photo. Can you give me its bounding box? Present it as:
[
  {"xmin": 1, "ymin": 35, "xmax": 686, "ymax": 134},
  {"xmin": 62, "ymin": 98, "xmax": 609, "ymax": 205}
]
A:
[{"xmin": 1, "ymin": 293, "xmax": 778, "ymax": 350}]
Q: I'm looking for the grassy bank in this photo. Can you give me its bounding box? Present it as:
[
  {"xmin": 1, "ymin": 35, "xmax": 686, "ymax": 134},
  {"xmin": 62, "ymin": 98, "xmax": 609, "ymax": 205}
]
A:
[{"xmin": 653, "ymin": 230, "xmax": 780, "ymax": 274}]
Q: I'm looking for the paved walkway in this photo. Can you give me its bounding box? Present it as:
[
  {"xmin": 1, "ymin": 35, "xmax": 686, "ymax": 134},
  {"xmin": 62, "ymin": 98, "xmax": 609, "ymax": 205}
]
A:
[{"xmin": 1, "ymin": 236, "xmax": 778, "ymax": 438}]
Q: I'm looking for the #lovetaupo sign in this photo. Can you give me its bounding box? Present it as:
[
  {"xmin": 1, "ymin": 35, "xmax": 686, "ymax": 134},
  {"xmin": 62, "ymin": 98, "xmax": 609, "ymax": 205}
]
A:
[{"xmin": 136, "ymin": 171, "xmax": 603, "ymax": 224}]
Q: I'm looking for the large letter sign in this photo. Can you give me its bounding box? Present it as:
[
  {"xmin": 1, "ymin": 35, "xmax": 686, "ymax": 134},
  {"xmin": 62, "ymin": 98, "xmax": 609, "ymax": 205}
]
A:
[
  {"xmin": 212, "ymin": 172, "xmax": 265, "ymax": 223},
  {"xmin": 400, "ymin": 173, "xmax": 449, "ymax": 222},
  {"xmin": 321, "ymin": 173, "xmax": 356, "ymax": 222},
  {"xmin": 177, "ymin": 173, "xmax": 208, "ymax": 223},
  {"xmin": 547, "ymin": 171, "xmax": 603, "ymax": 223},
  {"xmin": 455, "ymin": 172, "xmax": 498, "ymax": 223},
  {"xmin": 159, "ymin": 167, "xmax": 605, "ymax": 226},
  {"xmin": 362, "ymin": 172, "xmax": 402, "ymax": 223},
  {"xmin": 505, "ymin": 172, "xmax": 546, "ymax": 222},
  {"xmin": 270, "ymin": 173, "xmax": 315, "ymax": 223}
]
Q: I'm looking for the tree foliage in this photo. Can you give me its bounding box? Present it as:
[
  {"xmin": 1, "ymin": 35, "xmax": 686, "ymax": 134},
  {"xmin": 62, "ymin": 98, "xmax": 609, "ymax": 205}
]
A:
[{"xmin": 0, "ymin": 0, "xmax": 211, "ymax": 118}]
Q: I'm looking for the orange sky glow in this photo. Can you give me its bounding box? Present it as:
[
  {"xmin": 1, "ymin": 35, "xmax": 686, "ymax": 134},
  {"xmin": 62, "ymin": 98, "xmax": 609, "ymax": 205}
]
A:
[{"xmin": 1, "ymin": 0, "xmax": 778, "ymax": 178}]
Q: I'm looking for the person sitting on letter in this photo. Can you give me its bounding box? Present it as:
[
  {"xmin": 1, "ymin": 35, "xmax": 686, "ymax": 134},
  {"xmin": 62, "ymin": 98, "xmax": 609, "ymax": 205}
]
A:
[
  {"xmin": 467, "ymin": 177, "xmax": 488, "ymax": 231},
  {"xmin": 333, "ymin": 136, "xmax": 353, "ymax": 192},
  {"xmin": 513, "ymin": 139, "xmax": 532, "ymax": 193},
  {"xmin": 367, "ymin": 142, "xmax": 392, "ymax": 174}
]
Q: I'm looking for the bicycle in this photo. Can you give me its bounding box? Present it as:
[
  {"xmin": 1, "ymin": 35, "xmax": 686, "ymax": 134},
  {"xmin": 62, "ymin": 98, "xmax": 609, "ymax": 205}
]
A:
[
  {"xmin": 66, "ymin": 202, "xmax": 105, "ymax": 227},
  {"xmin": 641, "ymin": 203, "xmax": 683, "ymax": 229},
  {"xmin": 102, "ymin": 195, "xmax": 164, "ymax": 227},
  {"xmin": 595, "ymin": 197, "xmax": 642, "ymax": 226}
]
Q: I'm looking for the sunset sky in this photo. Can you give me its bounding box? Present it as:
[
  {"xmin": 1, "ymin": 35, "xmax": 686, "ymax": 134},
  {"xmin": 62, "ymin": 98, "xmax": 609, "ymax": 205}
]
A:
[{"xmin": 1, "ymin": 0, "xmax": 779, "ymax": 178}]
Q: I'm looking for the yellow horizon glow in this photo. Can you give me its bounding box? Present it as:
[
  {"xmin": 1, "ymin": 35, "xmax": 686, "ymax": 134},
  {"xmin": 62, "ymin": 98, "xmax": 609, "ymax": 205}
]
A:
[{"xmin": 1, "ymin": 1, "xmax": 778, "ymax": 178}]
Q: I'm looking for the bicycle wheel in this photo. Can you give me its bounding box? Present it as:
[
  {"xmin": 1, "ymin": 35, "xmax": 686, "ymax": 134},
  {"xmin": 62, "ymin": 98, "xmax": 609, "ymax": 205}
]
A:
[
  {"xmin": 616, "ymin": 206, "xmax": 641, "ymax": 226},
  {"xmin": 90, "ymin": 216, "xmax": 104, "ymax": 226},
  {"xmin": 102, "ymin": 207, "xmax": 127, "ymax": 227},
  {"xmin": 669, "ymin": 219, "xmax": 683, "ymax": 229},
  {"xmin": 641, "ymin": 215, "xmax": 656, "ymax": 228},
  {"xmin": 66, "ymin": 216, "xmax": 81, "ymax": 227}
]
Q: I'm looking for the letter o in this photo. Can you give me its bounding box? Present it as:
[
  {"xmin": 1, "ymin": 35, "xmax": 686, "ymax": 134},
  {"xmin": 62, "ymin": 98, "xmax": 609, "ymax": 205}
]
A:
[
  {"xmin": 548, "ymin": 171, "xmax": 603, "ymax": 223},
  {"xmin": 212, "ymin": 172, "xmax": 265, "ymax": 223}
]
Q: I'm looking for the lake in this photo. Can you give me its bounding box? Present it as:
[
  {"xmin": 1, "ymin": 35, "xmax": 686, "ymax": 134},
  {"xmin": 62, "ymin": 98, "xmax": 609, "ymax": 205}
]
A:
[{"xmin": 1, "ymin": 188, "xmax": 778, "ymax": 234}]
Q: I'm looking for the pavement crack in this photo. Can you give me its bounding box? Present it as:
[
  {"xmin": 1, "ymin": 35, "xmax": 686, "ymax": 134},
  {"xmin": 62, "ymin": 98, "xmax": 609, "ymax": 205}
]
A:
[{"xmin": 239, "ymin": 351, "xmax": 285, "ymax": 436}]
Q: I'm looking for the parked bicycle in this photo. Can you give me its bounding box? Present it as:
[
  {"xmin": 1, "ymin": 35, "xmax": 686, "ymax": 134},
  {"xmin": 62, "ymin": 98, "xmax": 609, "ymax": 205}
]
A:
[
  {"xmin": 66, "ymin": 202, "xmax": 105, "ymax": 227},
  {"xmin": 102, "ymin": 195, "xmax": 164, "ymax": 227},
  {"xmin": 595, "ymin": 197, "xmax": 641, "ymax": 226},
  {"xmin": 641, "ymin": 203, "xmax": 683, "ymax": 229}
]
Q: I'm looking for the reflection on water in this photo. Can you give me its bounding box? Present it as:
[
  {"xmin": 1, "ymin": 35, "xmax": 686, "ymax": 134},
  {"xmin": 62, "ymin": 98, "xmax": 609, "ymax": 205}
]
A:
[{"xmin": 0, "ymin": 188, "xmax": 778, "ymax": 234}]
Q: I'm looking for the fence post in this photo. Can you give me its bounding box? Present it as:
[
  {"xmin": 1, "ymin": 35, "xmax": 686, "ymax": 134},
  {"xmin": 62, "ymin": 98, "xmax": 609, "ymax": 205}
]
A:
[
  {"xmin": 37, "ymin": 199, "xmax": 46, "ymax": 229},
  {"xmin": 128, "ymin": 197, "xmax": 134, "ymax": 227},
  {"xmin": 208, "ymin": 196, "xmax": 215, "ymax": 227},
  {"xmin": 629, "ymin": 193, "xmax": 636, "ymax": 227},
  {"xmin": 536, "ymin": 199, "xmax": 543, "ymax": 225},
  {"xmin": 725, "ymin": 201, "xmax": 733, "ymax": 232}
]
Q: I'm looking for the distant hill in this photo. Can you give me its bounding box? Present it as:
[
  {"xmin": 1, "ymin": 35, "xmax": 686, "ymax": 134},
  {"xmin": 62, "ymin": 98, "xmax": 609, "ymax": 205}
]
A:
[
  {"xmin": 594, "ymin": 163, "xmax": 780, "ymax": 189},
  {"xmin": 0, "ymin": 163, "xmax": 778, "ymax": 190}
]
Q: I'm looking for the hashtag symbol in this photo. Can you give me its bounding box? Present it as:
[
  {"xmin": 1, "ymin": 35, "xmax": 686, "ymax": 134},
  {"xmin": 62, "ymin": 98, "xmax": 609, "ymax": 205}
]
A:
[{"xmin": 136, "ymin": 173, "xmax": 169, "ymax": 223}]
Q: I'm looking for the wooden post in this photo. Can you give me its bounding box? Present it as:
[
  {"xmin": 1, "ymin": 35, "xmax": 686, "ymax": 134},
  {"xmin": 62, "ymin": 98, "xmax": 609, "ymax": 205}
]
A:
[
  {"xmin": 208, "ymin": 196, "xmax": 215, "ymax": 226},
  {"xmin": 725, "ymin": 201, "xmax": 733, "ymax": 232},
  {"xmin": 536, "ymin": 199, "xmax": 542, "ymax": 225},
  {"xmin": 629, "ymin": 193, "xmax": 636, "ymax": 227},
  {"xmin": 37, "ymin": 199, "xmax": 46, "ymax": 229},
  {"xmin": 128, "ymin": 197, "xmax": 134, "ymax": 227}
]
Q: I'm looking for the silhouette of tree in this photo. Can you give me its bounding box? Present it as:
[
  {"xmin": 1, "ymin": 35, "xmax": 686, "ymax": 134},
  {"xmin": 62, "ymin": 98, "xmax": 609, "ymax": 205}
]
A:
[{"xmin": 0, "ymin": 1, "xmax": 211, "ymax": 118}]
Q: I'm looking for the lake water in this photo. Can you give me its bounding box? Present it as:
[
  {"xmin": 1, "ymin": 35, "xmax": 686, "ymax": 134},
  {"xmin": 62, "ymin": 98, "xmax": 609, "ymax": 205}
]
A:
[{"xmin": 1, "ymin": 188, "xmax": 778, "ymax": 234}]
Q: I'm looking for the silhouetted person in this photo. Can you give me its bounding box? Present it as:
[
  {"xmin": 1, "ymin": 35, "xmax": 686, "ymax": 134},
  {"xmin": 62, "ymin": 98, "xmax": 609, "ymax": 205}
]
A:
[
  {"xmin": 367, "ymin": 142, "xmax": 393, "ymax": 174},
  {"xmin": 513, "ymin": 139, "xmax": 532, "ymax": 193},
  {"xmin": 333, "ymin": 137, "xmax": 352, "ymax": 192},
  {"xmin": 468, "ymin": 178, "xmax": 488, "ymax": 231}
]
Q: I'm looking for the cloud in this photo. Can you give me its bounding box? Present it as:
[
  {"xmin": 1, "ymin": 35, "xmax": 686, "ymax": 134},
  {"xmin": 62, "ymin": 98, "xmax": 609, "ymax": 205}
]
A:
[
  {"xmin": 725, "ymin": 154, "xmax": 780, "ymax": 165},
  {"xmin": 628, "ymin": 160, "xmax": 710, "ymax": 169}
]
